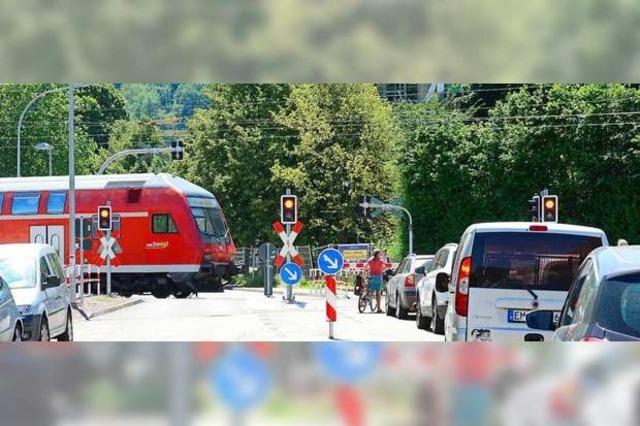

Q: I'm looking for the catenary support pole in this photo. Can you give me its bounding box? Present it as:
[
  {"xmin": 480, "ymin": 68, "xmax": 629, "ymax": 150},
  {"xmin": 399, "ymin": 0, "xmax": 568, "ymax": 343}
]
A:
[{"xmin": 68, "ymin": 83, "xmax": 77, "ymax": 303}]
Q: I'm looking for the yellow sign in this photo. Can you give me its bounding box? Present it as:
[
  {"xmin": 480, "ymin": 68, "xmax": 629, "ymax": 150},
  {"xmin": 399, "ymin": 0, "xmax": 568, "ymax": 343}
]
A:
[{"xmin": 342, "ymin": 249, "xmax": 369, "ymax": 262}]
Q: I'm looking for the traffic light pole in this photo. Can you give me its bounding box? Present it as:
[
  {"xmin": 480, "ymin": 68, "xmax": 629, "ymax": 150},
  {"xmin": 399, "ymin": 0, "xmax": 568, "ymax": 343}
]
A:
[
  {"xmin": 97, "ymin": 146, "xmax": 184, "ymax": 175},
  {"xmin": 360, "ymin": 201, "xmax": 414, "ymax": 255},
  {"xmin": 285, "ymin": 188, "xmax": 294, "ymax": 303}
]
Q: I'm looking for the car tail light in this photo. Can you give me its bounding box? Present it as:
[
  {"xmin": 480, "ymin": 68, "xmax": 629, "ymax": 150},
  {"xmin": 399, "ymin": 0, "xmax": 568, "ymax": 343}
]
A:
[
  {"xmin": 529, "ymin": 224, "xmax": 548, "ymax": 232},
  {"xmin": 455, "ymin": 257, "xmax": 471, "ymax": 317},
  {"xmin": 404, "ymin": 273, "xmax": 415, "ymax": 288},
  {"xmin": 580, "ymin": 336, "xmax": 604, "ymax": 342}
]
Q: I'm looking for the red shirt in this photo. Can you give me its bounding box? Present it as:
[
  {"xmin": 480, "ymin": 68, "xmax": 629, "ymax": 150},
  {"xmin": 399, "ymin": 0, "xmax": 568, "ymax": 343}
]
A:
[{"xmin": 367, "ymin": 257, "xmax": 385, "ymax": 275}]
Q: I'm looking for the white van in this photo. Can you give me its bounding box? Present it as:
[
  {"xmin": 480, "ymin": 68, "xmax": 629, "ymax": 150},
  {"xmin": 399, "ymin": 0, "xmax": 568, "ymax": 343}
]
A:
[{"xmin": 444, "ymin": 222, "xmax": 608, "ymax": 342}]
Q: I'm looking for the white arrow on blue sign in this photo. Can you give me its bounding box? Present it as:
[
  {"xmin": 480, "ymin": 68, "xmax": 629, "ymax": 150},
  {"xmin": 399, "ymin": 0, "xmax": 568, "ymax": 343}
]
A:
[
  {"xmin": 317, "ymin": 248, "xmax": 344, "ymax": 275},
  {"xmin": 279, "ymin": 262, "xmax": 302, "ymax": 286}
]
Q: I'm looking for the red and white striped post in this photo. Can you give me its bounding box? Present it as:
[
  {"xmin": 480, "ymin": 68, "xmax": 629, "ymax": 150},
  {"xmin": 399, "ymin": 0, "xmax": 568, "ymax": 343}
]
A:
[{"xmin": 326, "ymin": 275, "xmax": 337, "ymax": 339}]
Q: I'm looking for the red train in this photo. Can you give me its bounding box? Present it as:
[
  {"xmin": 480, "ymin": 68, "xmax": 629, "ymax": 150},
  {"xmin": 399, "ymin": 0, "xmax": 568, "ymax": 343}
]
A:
[{"xmin": 0, "ymin": 173, "xmax": 237, "ymax": 297}]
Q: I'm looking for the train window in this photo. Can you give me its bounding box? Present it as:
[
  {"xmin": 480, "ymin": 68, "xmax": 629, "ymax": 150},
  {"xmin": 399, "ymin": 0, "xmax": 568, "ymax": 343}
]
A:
[
  {"xmin": 152, "ymin": 214, "xmax": 178, "ymax": 234},
  {"xmin": 11, "ymin": 193, "xmax": 40, "ymax": 215},
  {"xmin": 47, "ymin": 192, "xmax": 67, "ymax": 214}
]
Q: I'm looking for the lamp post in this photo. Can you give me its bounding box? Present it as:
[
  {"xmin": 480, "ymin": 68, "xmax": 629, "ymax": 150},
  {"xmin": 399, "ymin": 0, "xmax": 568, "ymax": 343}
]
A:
[
  {"xmin": 16, "ymin": 84, "xmax": 88, "ymax": 177},
  {"xmin": 35, "ymin": 142, "xmax": 53, "ymax": 176}
]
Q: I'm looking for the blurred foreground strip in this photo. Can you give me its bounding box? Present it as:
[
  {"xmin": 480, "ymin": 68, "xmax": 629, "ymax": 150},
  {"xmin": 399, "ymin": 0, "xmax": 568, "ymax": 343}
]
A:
[{"xmin": 0, "ymin": 343, "xmax": 638, "ymax": 425}]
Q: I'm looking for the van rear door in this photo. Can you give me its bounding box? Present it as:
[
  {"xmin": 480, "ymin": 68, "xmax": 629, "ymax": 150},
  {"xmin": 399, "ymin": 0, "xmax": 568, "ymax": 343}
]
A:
[{"xmin": 466, "ymin": 231, "xmax": 603, "ymax": 342}]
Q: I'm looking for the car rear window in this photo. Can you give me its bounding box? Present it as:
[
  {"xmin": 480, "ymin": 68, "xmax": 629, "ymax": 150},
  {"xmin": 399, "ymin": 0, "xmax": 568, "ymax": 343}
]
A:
[
  {"xmin": 595, "ymin": 273, "xmax": 640, "ymax": 338},
  {"xmin": 470, "ymin": 232, "xmax": 603, "ymax": 291}
]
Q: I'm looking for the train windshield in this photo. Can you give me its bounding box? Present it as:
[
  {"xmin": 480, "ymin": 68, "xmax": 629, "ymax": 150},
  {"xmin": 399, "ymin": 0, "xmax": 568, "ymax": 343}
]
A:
[{"xmin": 188, "ymin": 197, "xmax": 228, "ymax": 241}]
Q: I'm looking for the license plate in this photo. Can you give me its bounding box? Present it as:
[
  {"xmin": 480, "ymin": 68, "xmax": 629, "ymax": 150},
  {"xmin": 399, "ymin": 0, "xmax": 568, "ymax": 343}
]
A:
[
  {"xmin": 507, "ymin": 309, "xmax": 529, "ymax": 323},
  {"xmin": 508, "ymin": 309, "xmax": 560, "ymax": 324}
]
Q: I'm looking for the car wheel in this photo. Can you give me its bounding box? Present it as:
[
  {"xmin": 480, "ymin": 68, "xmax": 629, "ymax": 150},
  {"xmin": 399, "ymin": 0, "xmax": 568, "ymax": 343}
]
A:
[
  {"xmin": 385, "ymin": 292, "xmax": 393, "ymax": 316},
  {"xmin": 39, "ymin": 318, "xmax": 50, "ymax": 342},
  {"xmin": 395, "ymin": 292, "xmax": 408, "ymax": 320},
  {"xmin": 433, "ymin": 296, "xmax": 445, "ymax": 335},
  {"xmin": 58, "ymin": 311, "xmax": 74, "ymax": 341},
  {"xmin": 12, "ymin": 323, "xmax": 22, "ymax": 342},
  {"xmin": 416, "ymin": 296, "xmax": 430, "ymax": 330}
]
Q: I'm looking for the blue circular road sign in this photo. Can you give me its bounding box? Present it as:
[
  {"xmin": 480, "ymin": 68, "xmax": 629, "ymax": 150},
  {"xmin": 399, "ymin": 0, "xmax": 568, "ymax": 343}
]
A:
[
  {"xmin": 317, "ymin": 248, "xmax": 344, "ymax": 275},
  {"xmin": 314, "ymin": 342, "xmax": 383, "ymax": 384},
  {"xmin": 279, "ymin": 262, "xmax": 303, "ymax": 286},
  {"xmin": 210, "ymin": 349, "xmax": 271, "ymax": 412}
]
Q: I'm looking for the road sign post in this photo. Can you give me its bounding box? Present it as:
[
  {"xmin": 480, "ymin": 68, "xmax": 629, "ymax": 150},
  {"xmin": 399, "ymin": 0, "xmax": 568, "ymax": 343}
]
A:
[
  {"xmin": 318, "ymin": 248, "xmax": 344, "ymax": 339},
  {"xmin": 272, "ymin": 190, "xmax": 304, "ymax": 304},
  {"xmin": 98, "ymin": 204, "xmax": 116, "ymax": 295},
  {"xmin": 258, "ymin": 242, "xmax": 276, "ymax": 297}
]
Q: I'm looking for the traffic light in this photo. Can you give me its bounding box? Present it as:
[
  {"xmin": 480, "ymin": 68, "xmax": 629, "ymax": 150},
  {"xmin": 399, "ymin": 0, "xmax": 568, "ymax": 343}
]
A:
[
  {"xmin": 280, "ymin": 195, "xmax": 297, "ymax": 224},
  {"xmin": 357, "ymin": 195, "xmax": 370, "ymax": 217},
  {"xmin": 98, "ymin": 206, "xmax": 112, "ymax": 231},
  {"xmin": 171, "ymin": 140, "xmax": 184, "ymax": 160},
  {"xmin": 528, "ymin": 195, "xmax": 540, "ymax": 222},
  {"xmin": 542, "ymin": 195, "xmax": 558, "ymax": 223}
]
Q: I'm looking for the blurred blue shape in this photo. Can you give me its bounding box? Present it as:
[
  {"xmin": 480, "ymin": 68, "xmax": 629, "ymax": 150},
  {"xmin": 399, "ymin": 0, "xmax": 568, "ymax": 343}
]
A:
[
  {"xmin": 210, "ymin": 349, "xmax": 271, "ymax": 412},
  {"xmin": 314, "ymin": 342, "xmax": 383, "ymax": 384}
]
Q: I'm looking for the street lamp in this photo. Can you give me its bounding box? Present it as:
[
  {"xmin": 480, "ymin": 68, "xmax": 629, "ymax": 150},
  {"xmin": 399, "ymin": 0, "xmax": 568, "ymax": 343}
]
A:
[
  {"xmin": 35, "ymin": 142, "xmax": 54, "ymax": 176},
  {"xmin": 16, "ymin": 84, "xmax": 89, "ymax": 177}
]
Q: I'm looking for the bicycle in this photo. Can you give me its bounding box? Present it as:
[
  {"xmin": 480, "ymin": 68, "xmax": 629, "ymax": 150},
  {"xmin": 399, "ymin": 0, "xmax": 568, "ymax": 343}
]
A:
[{"xmin": 358, "ymin": 286, "xmax": 380, "ymax": 313}]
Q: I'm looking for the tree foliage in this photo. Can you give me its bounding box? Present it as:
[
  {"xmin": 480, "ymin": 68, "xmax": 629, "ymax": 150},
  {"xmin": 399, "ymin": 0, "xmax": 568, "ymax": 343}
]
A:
[
  {"xmin": 181, "ymin": 83, "xmax": 399, "ymax": 247},
  {"xmin": 398, "ymin": 84, "xmax": 640, "ymax": 253}
]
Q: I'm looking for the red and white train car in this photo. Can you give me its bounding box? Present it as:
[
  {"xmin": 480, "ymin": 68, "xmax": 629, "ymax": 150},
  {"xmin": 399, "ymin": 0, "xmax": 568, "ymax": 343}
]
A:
[{"xmin": 0, "ymin": 173, "xmax": 237, "ymax": 297}]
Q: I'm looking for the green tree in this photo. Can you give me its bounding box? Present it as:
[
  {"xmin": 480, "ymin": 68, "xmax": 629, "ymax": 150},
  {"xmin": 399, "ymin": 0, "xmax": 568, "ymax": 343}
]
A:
[
  {"xmin": 180, "ymin": 84, "xmax": 293, "ymax": 246},
  {"xmin": 274, "ymin": 84, "xmax": 400, "ymax": 246},
  {"xmin": 120, "ymin": 84, "xmax": 163, "ymax": 120}
]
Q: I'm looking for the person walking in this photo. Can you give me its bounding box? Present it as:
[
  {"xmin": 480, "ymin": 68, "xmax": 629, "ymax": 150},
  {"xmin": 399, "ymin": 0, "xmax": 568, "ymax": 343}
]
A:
[{"xmin": 365, "ymin": 250, "xmax": 385, "ymax": 313}]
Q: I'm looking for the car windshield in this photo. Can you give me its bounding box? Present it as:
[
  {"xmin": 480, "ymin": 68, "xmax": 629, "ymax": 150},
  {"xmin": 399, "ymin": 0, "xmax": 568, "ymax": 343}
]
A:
[
  {"xmin": 416, "ymin": 259, "xmax": 433, "ymax": 271},
  {"xmin": 0, "ymin": 255, "xmax": 36, "ymax": 289},
  {"xmin": 595, "ymin": 273, "xmax": 640, "ymax": 338},
  {"xmin": 188, "ymin": 197, "xmax": 228, "ymax": 238},
  {"xmin": 470, "ymin": 232, "xmax": 603, "ymax": 291}
]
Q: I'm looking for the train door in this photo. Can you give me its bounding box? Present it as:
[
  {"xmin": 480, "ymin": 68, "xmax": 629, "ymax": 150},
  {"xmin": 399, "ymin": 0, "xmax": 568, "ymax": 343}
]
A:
[{"xmin": 29, "ymin": 225, "xmax": 65, "ymax": 263}]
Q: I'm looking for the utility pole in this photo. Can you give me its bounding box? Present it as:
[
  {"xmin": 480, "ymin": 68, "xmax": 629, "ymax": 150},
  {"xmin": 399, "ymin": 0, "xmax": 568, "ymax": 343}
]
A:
[{"xmin": 68, "ymin": 84, "xmax": 77, "ymax": 303}]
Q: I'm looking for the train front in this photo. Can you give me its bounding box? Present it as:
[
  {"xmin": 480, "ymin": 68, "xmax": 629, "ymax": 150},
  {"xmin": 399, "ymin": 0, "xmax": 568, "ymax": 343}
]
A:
[{"xmin": 186, "ymin": 196, "xmax": 238, "ymax": 290}]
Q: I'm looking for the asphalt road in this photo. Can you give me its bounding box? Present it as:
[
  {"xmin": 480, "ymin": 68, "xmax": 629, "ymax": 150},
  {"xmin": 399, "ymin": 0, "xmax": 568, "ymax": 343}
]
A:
[{"xmin": 74, "ymin": 288, "xmax": 444, "ymax": 342}]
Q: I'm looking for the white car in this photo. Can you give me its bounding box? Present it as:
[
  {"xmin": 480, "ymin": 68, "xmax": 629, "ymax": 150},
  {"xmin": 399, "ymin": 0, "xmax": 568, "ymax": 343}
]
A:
[
  {"xmin": 0, "ymin": 244, "xmax": 73, "ymax": 341},
  {"xmin": 416, "ymin": 243, "xmax": 457, "ymax": 334},
  {"xmin": 444, "ymin": 222, "xmax": 608, "ymax": 342}
]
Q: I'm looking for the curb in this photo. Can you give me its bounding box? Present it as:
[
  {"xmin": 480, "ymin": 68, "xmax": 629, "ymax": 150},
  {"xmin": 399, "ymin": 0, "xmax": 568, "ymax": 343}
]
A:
[{"xmin": 73, "ymin": 298, "xmax": 144, "ymax": 319}]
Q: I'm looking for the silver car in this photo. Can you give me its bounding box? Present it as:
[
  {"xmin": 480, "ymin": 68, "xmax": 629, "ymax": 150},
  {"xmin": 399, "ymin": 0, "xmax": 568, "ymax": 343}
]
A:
[
  {"xmin": 0, "ymin": 274, "xmax": 23, "ymax": 341},
  {"xmin": 0, "ymin": 244, "xmax": 73, "ymax": 341},
  {"xmin": 385, "ymin": 254, "xmax": 434, "ymax": 319},
  {"xmin": 416, "ymin": 243, "xmax": 458, "ymax": 334}
]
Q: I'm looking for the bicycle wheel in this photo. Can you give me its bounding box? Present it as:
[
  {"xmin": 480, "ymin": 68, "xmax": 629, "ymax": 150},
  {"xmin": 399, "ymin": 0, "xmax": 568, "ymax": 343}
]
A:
[
  {"xmin": 358, "ymin": 294, "xmax": 368, "ymax": 313},
  {"xmin": 370, "ymin": 292, "xmax": 380, "ymax": 312}
]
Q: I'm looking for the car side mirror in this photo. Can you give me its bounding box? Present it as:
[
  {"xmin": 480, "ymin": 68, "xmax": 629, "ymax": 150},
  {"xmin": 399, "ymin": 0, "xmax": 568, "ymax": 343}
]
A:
[
  {"xmin": 526, "ymin": 310, "xmax": 557, "ymax": 331},
  {"xmin": 44, "ymin": 275, "xmax": 61, "ymax": 289},
  {"xmin": 435, "ymin": 272, "xmax": 450, "ymax": 293}
]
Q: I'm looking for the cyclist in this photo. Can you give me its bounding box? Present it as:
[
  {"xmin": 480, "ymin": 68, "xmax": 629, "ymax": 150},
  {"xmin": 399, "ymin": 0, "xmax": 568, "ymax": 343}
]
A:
[{"xmin": 364, "ymin": 250, "xmax": 385, "ymax": 313}]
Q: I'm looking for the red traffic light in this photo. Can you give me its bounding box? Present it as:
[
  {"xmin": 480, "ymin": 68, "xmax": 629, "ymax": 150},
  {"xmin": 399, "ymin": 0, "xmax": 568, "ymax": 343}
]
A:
[
  {"xmin": 280, "ymin": 195, "xmax": 297, "ymax": 224},
  {"xmin": 98, "ymin": 206, "xmax": 112, "ymax": 231},
  {"xmin": 542, "ymin": 195, "xmax": 558, "ymax": 223}
]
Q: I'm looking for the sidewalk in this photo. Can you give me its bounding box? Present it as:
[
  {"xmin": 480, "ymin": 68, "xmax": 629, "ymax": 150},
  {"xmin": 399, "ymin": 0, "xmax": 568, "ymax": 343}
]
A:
[{"xmin": 73, "ymin": 295, "xmax": 144, "ymax": 320}]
